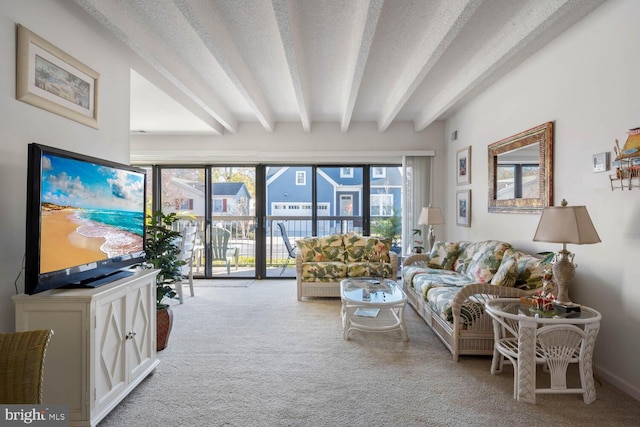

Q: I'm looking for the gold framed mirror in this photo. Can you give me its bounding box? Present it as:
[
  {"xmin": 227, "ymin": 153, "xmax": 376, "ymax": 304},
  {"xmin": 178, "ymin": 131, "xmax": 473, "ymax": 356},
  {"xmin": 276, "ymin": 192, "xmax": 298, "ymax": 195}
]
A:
[{"xmin": 488, "ymin": 122, "xmax": 553, "ymax": 213}]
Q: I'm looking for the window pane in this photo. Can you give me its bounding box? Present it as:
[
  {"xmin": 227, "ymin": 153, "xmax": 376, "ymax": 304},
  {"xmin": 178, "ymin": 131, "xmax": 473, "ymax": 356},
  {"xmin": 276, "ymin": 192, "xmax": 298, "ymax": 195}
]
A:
[
  {"xmin": 266, "ymin": 166, "xmax": 312, "ymax": 277},
  {"xmin": 522, "ymin": 165, "xmax": 540, "ymax": 198},
  {"xmin": 140, "ymin": 166, "xmax": 152, "ymax": 214},
  {"xmin": 318, "ymin": 166, "xmax": 363, "ymax": 235},
  {"xmin": 370, "ymin": 166, "xmax": 402, "ymax": 249},
  {"xmin": 159, "ymin": 168, "xmax": 205, "ymax": 217},
  {"xmin": 295, "ymin": 171, "xmax": 306, "ymax": 185},
  {"xmin": 497, "ymin": 165, "xmax": 515, "ymax": 200},
  {"xmin": 211, "ymin": 166, "xmax": 256, "ymax": 277}
]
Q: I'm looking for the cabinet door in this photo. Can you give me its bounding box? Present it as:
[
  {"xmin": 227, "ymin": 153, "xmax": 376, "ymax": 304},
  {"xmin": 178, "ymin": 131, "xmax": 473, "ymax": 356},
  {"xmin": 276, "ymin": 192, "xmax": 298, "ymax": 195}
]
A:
[
  {"xmin": 94, "ymin": 289, "xmax": 128, "ymax": 412},
  {"xmin": 127, "ymin": 277, "xmax": 156, "ymax": 380}
]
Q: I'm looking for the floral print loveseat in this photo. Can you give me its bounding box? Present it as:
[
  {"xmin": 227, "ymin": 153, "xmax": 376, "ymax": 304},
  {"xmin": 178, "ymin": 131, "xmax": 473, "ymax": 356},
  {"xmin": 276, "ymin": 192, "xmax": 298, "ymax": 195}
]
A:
[
  {"xmin": 295, "ymin": 234, "xmax": 398, "ymax": 300},
  {"xmin": 402, "ymin": 240, "xmax": 544, "ymax": 360}
]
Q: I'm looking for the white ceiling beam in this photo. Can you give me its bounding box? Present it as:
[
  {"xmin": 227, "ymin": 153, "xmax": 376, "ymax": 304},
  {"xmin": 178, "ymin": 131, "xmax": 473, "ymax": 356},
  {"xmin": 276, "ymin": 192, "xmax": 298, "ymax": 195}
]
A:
[
  {"xmin": 174, "ymin": 0, "xmax": 275, "ymax": 133},
  {"xmin": 340, "ymin": 0, "xmax": 384, "ymax": 133},
  {"xmin": 414, "ymin": 0, "xmax": 603, "ymax": 130},
  {"xmin": 377, "ymin": 0, "xmax": 482, "ymax": 133},
  {"xmin": 272, "ymin": 0, "xmax": 311, "ymax": 133},
  {"xmin": 73, "ymin": 0, "xmax": 236, "ymax": 134}
]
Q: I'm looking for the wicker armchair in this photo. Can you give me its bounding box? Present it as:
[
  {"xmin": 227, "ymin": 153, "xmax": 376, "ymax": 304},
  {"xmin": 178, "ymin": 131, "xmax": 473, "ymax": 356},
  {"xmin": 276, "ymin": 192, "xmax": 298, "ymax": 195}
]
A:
[{"xmin": 0, "ymin": 329, "xmax": 53, "ymax": 404}]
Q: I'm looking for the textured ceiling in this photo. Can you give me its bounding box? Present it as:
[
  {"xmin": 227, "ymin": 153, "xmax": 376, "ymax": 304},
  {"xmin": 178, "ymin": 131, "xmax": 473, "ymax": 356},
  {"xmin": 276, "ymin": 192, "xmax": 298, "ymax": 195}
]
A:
[{"xmin": 74, "ymin": 0, "xmax": 606, "ymax": 135}]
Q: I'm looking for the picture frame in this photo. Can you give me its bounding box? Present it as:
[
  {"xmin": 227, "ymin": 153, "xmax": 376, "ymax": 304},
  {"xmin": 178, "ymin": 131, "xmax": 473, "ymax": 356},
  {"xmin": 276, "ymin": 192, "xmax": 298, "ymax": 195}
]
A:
[
  {"xmin": 456, "ymin": 146, "xmax": 471, "ymax": 185},
  {"xmin": 592, "ymin": 152, "xmax": 610, "ymax": 172},
  {"xmin": 16, "ymin": 25, "xmax": 99, "ymax": 129},
  {"xmin": 488, "ymin": 122, "xmax": 553, "ymax": 214},
  {"xmin": 456, "ymin": 190, "xmax": 471, "ymax": 227}
]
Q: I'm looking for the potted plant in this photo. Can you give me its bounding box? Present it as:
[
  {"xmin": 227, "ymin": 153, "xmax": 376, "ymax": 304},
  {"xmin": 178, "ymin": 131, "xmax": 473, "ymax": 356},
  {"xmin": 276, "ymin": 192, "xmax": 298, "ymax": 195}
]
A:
[
  {"xmin": 411, "ymin": 228, "xmax": 424, "ymax": 254},
  {"xmin": 144, "ymin": 211, "xmax": 185, "ymax": 351},
  {"xmin": 371, "ymin": 209, "xmax": 402, "ymax": 254}
]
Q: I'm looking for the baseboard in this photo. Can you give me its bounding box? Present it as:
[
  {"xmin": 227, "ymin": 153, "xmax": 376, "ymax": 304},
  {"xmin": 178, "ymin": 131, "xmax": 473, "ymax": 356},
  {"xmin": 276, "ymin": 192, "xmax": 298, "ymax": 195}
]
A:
[{"xmin": 596, "ymin": 364, "xmax": 640, "ymax": 402}]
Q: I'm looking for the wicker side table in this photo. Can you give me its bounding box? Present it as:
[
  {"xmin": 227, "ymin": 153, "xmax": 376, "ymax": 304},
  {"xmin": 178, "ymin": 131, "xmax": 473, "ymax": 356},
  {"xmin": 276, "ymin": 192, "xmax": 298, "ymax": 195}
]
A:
[{"xmin": 486, "ymin": 298, "xmax": 601, "ymax": 404}]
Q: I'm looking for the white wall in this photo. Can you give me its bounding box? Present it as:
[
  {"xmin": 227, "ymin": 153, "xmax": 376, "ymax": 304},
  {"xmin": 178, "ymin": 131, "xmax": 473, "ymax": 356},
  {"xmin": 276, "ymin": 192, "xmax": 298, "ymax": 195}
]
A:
[
  {"xmin": 0, "ymin": 0, "xmax": 132, "ymax": 330},
  {"xmin": 445, "ymin": 0, "xmax": 640, "ymax": 400}
]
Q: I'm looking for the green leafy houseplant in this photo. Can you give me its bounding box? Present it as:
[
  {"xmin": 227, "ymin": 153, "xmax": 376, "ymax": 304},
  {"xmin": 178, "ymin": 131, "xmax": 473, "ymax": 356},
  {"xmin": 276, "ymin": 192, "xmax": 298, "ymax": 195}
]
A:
[
  {"xmin": 371, "ymin": 209, "xmax": 402, "ymax": 250},
  {"xmin": 411, "ymin": 228, "xmax": 424, "ymax": 253},
  {"xmin": 144, "ymin": 211, "xmax": 185, "ymax": 309}
]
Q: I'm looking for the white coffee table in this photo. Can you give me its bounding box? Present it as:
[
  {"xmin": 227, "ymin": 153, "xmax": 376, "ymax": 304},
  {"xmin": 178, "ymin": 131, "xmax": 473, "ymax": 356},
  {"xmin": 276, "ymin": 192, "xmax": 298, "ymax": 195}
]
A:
[{"xmin": 340, "ymin": 277, "xmax": 408, "ymax": 341}]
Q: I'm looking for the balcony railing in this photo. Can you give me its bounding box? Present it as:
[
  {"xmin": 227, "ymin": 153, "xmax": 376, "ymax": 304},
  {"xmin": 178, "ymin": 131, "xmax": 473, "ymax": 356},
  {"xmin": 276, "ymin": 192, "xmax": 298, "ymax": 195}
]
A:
[{"xmin": 174, "ymin": 215, "xmax": 399, "ymax": 276}]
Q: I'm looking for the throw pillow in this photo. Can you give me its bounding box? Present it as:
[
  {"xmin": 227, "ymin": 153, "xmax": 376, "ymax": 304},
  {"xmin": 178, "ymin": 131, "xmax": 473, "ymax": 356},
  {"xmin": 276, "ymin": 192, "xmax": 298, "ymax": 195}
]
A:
[
  {"xmin": 490, "ymin": 249, "xmax": 518, "ymax": 287},
  {"xmin": 296, "ymin": 237, "xmax": 320, "ymax": 262},
  {"xmin": 452, "ymin": 241, "xmax": 473, "ymax": 273},
  {"xmin": 464, "ymin": 241, "xmax": 511, "ymax": 283},
  {"xmin": 296, "ymin": 235, "xmax": 344, "ymax": 262},
  {"xmin": 428, "ymin": 241, "xmax": 459, "ymax": 270},
  {"xmin": 514, "ymin": 251, "xmax": 546, "ymax": 290},
  {"xmin": 363, "ymin": 237, "xmax": 391, "ymax": 263},
  {"xmin": 343, "ymin": 234, "xmax": 368, "ymax": 262}
]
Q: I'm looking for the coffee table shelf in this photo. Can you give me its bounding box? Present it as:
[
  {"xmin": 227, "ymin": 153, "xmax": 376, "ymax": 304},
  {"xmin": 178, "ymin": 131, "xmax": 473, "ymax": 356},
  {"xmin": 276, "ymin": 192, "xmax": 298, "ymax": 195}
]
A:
[{"xmin": 340, "ymin": 277, "xmax": 408, "ymax": 341}]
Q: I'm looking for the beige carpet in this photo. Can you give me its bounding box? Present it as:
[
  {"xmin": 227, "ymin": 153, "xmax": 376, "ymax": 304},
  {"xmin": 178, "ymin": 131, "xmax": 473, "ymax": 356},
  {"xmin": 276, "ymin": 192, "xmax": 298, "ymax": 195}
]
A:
[{"xmin": 98, "ymin": 280, "xmax": 640, "ymax": 427}]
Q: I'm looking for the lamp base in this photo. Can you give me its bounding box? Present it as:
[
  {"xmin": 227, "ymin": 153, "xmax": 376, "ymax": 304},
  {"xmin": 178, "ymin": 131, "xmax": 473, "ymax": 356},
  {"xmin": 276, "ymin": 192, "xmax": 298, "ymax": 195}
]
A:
[
  {"xmin": 427, "ymin": 226, "xmax": 436, "ymax": 252},
  {"xmin": 552, "ymin": 249, "xmax": 576, "ymax": 304}
]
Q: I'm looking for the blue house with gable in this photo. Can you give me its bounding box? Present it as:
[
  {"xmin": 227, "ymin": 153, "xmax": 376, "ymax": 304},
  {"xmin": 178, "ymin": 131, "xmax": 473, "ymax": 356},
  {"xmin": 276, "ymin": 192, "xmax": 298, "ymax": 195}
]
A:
[{"xmin": 266, "ymin": 166, "xmax": 402, "ymax": 235}]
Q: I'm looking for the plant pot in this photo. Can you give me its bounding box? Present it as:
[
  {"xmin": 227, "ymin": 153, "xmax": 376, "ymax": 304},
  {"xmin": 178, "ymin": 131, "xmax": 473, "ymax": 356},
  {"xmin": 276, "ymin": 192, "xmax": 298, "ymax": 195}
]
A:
[{"xmin": 156, "ymin": 305, "xmax": 173, "ymax": 351}]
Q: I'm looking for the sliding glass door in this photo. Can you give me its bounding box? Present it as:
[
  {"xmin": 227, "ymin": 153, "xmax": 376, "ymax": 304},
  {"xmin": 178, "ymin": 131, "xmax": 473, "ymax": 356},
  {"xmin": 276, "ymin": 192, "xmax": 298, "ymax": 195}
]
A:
[
  {"xmin": 265, "ymin": 165, "xmax": 402, "ymax": 278},
  {"xmin": 148, "ymin": 162, "xmax": 403, "ymax": 280},
  {"xmin": 155, "ymin": 166, "xmax": 256, "ymax": 279},
  {"xmin": 209, "ymin": 166, "xmax": 256, "ymax": 278}
]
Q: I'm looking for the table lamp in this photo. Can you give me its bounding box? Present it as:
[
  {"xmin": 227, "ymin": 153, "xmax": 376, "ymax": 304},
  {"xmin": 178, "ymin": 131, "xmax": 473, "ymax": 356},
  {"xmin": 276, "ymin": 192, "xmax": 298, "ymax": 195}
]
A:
[
  {"xmin": 532, "ymin": 199, "xmax": 601, "ymax": 305},
  {"xmin": 418, "ymin": 206, "xmax": 445, "ymax": 252}
]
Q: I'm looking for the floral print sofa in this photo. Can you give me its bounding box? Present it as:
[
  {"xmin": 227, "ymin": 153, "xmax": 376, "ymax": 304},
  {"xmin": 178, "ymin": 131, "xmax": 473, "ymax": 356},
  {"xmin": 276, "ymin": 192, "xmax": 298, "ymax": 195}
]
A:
[
  {"xmin": 295, "ymin": 234, "xmax": 398, "ymax": 300},
  {"xmin": 402, "ymin": 240, "xmax": 544, "ymax": 361}
]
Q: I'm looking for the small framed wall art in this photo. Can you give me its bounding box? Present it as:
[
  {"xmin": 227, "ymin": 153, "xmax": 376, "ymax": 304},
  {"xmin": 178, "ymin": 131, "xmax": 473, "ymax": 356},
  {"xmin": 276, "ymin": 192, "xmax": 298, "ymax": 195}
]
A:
[
  {"xmin": 456, "ymin": 189, "xmax": 471, "ymax": 227},
  {"xmin": 16, "ymin": 25, "xmax": 99, "ymax": 128},
  {"xmin": 456, "ymin": 146, "xmax": 471, "ymax": 185}
]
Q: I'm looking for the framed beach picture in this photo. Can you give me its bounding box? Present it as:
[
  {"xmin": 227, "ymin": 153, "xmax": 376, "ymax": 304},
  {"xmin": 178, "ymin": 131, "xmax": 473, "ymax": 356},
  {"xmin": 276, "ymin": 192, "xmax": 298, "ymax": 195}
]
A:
[
  {"xmin": 16, "ymin": 25, "xmax": 99, "ymax": 128},
  {"xmin": 456, "ymin": 190, "xmax": 471, "ymax": 227},
  {"xmin": 456, "ymin": 146, "xmax": 471, "ymax": 185}
]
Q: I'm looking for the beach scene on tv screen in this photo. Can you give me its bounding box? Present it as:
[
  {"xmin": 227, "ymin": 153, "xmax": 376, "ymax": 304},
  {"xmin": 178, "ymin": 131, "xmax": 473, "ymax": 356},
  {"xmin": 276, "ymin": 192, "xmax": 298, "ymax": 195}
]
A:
[{"xmin": 40, "ymin": 153, "xmax": 144, "ymax": 274}]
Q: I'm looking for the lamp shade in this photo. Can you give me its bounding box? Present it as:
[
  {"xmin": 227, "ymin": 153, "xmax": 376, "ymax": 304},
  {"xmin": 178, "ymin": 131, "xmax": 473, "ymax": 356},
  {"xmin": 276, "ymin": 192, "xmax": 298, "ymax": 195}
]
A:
[
  {"xmin": 417, "ymin": 206, "xmax": 444, "ymax": 226},
  {"xmin": 533, "ymin": 199, "xmax": 601, "ymax": 244}
]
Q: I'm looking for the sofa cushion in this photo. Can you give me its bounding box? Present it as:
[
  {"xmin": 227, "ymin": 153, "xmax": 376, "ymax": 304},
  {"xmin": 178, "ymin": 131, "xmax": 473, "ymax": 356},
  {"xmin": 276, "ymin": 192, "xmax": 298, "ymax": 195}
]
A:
[
  {"xmin": 427, "ymin": 241, "xmax": 459, "ymax": 270},
  {"xmin": 457, "ymin": 240, "xmax": 511, "ymax": 283},
  {"xmin": 300, "ymin": 262, "xmax": 347, "ymax": 282},
  {"xmin": 411, "ymin": 268, "xmax": 475, "ymax": 298},
  {"xmin": 402, "ymin": 264, "xmax": 429, "ymax": 291},
  {"xmin": 490, "ymin": 250, "xmax": 519, "ymax": 287},
  {"xmin": 296, "ymin": 234, "xmax": 344, "ymax": 262},
  {"xmin": 347, "ymin": 262, "xmax": 393, "ymax": 278},
  {"xmin": 343, "ymin": 234, "xmax": 391, "ymax": 263}
]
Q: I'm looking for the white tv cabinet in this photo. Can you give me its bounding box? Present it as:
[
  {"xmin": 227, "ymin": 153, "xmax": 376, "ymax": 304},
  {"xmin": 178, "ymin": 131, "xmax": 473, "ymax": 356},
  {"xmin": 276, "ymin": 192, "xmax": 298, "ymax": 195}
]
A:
[{"xmin": 13, "ymin": 269, "xmax": 160, "ymax": 427}]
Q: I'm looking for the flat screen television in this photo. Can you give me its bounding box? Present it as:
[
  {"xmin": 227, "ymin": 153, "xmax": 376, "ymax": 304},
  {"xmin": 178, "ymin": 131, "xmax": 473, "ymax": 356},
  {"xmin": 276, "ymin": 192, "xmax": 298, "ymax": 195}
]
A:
[{"xmin": 25, "ymin": 143, "xmax": 146, "ymax": 295}]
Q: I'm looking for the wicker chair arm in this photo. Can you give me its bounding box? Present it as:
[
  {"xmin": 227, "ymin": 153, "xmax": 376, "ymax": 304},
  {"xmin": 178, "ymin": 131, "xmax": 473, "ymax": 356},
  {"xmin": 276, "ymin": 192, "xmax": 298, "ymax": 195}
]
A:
[
  {"xmin": 403, "ymin": 254, "xmax": 430, "ymax": 266},
  {"xmin": 389, "ymin": 251, "xmax": 398, "ymax": 279},
  {"xmin": 295, "ymin": 252, "xmax": 303, "ymax": 271},
  {"xmin": 451, "ymin": 284, "xmax": 527, "ymax": 339}
]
